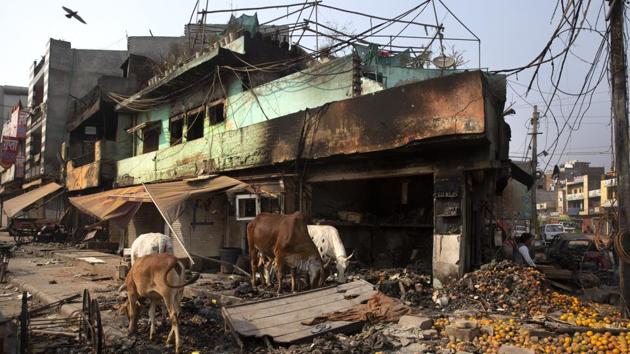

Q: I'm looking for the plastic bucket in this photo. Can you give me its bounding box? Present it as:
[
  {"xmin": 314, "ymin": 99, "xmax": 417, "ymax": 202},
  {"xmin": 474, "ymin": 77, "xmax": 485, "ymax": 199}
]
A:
[{"xmin": 219, "ymin": 247, "xmax": 242, "ymax": 273}]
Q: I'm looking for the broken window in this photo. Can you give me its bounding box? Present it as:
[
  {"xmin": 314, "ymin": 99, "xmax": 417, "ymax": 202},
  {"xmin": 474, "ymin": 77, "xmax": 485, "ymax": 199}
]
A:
[
  {"xmin": 260, "ymin": 196, "xmax": 281, "ymax": 214},
  {"xmin": 30, "ymin": 131, "xmax": 42, "ymax": 155},
  {"xmin": 236, "ymin": 194, "xmax": 258, "ymax": 221},
  {"xmin": 186, "ymin": 109, "xmax": 204, "ymax": 141},
  {"xmin": 235, "ymin": 194, "xmax": 282, "ymax": 220},
  {"xmin": 142, "ymin": 126, "xmax": 160, "ymax": 154},
  {"xmin": 208, "ymin": 102, "xmax": 225, "ymax": 125},
  {"xmin": 170, "ymin": 118, "xmax": 183, "ymax": 145}
]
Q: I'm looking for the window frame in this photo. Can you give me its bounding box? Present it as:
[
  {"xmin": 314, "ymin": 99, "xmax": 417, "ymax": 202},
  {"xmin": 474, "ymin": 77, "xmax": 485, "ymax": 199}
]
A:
[{"xmin": 235, "ymin": 193, "xmax": 283, "ymax": 221}]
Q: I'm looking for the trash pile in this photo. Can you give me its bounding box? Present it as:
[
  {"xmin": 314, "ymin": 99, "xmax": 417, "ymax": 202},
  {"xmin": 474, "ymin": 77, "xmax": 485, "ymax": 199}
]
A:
[
  {"xmin": 433, "ymin": 260, "xmax": 558, "ymax": 316},
  {"xmin": 271, "ymin": 327, "xmax": 396, "ymax": 354},
  {"xmin": 351, "ymin": 268, "xmax": 433, "ymax": 308}
]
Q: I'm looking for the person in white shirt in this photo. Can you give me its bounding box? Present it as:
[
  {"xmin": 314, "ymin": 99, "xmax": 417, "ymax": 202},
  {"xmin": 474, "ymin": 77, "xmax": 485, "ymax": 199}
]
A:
[{"xmin": 513, "ymin": 233, "xmax": 536, "ymax": 267}]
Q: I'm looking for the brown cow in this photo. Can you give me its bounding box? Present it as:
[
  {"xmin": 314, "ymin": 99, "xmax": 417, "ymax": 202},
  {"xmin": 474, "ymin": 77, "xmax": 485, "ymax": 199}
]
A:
[
  {"xmin": 248, "ymin": 212, "xmax": 326, "ymax": 294},
  {"xmin": 124, "ymin": 253, "xmax": 198, "ymax": 353}
]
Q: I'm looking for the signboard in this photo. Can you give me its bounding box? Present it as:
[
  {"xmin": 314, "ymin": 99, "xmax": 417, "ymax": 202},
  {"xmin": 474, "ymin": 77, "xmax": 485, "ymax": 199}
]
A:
[
  {"xmin": 16, "ymin": 110, "xmax": 27, "ymax": 138},
  {"xmin": 15, "ymin": 150, "xmax": 25, "ymax": 178},
  {"xmin": 0, "ymin": 136, "xmax": 19, "ymax": 168}
]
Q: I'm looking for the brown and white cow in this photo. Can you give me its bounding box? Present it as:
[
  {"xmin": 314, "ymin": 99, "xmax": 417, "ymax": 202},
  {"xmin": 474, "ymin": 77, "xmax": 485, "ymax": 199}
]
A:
[
  {"xmin": 123, "ymin": 253, "xmax": 198, "ymax": 353},
  {"xmin": 247, "ymin": 212, "xmax": 326, "ymax": 294}
]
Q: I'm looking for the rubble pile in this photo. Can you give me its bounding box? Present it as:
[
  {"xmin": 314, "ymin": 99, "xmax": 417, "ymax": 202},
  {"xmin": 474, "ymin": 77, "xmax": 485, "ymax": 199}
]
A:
[
  {"xmin": 433, "ymin": 260, "xmax": 556, "ymax": 316},
  {"xmin": 272, "ymin": 327, "xmax": 396, "ymax": 354},
  {"xmin": 351, "ymin": 268, "xmax": 433, "ymax": 307}
]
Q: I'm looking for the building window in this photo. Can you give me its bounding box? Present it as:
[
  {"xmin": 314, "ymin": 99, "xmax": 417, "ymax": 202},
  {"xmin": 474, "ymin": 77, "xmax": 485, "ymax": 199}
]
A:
[
  {"xmin": 236, "ymin": 194, "xmax": 259, "ymax": 220},
  {"xmin": 31, "ymin": 131, "xmax": 42, "ymax": 155},
  {"xmin": 235, "ymin": 194, "xmax": 282, "ymax": 220},
  {"xmin": 142, "ymin": 127, "xmax": 160, "ymax": 154},
  {"xmin": 104, "ymin": 112, "xmax": 118, "ymax": 141},
  {"xmin": 260, "ymin": 196, "xmax": 281, "ymax": 213},
  {"xmin": 186, "ymin": 110, "xmax": 204, "ymax": 141},
  {"xmin": 170, "ymin": 119, "xmax": 183, "ymax": 145},
  {"xmin": 209, "ymin": 102, "xmax": 225, "ymax": 125}
]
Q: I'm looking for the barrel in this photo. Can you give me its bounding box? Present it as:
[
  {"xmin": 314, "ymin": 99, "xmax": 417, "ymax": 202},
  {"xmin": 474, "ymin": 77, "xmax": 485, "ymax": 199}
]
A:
[{"xmin": 219, "ymin": 247, "xmax": 241, "ymax": 273}]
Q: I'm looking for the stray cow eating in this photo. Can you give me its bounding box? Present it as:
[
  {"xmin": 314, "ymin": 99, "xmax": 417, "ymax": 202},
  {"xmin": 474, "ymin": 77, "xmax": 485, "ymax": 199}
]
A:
[
  {"xmin": 248, "ymin": 212, "xmax": 326, "ymax": 294},
  {"xmin": 308, "ymin": 225, "xmax": 353, "ymax": 283},
  {"xmin": 123, "ymin": 253, "xmax": 198, "ymax": 353}
]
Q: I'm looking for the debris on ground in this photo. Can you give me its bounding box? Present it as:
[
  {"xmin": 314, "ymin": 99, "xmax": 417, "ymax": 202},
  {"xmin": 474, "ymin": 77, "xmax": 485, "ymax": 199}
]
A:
[
  {"xmin": 350, "ymin": 267, "xmax": 433, "ymax": 308},
  {"xmin": 432, "ymin": 260, "xmax": 561, "ymax": 316}
]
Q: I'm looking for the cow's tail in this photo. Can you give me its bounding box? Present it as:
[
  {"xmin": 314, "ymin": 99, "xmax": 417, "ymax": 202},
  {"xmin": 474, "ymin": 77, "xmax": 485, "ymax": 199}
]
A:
[{"xmin": 163, "ymin": 260, "xmax": 200, "ymax": 288}]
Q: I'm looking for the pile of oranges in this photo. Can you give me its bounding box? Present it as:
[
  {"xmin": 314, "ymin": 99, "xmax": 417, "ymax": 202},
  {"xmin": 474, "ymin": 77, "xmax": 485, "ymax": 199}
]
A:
[{"xmin": 438, "ymin": 317, "xmax": 630, "ymax": 353}]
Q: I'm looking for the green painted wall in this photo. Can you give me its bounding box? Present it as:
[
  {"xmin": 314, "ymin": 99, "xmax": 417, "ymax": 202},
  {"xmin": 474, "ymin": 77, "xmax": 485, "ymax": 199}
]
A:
[
  {"xmin": 224, "ymin": 56, "xmax": 354, "ymax": 130},
  {"xmin": 117, "ymin": 56, "xmax": 465, "ymax": 185},
  {"xmin": 366, "ymin": 64, "xmax": 461, "ymax": 88}
]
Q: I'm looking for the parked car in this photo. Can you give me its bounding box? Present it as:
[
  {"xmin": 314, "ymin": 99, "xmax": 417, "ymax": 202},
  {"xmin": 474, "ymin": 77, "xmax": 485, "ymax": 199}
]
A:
[
  {"xmin": 561, "ymin": 221, "xmax": 577, "ymax": 233},
  {"xmin": 545, "ymin": 234, "xmax": 612, "ymax": 271},
  {"xmin": 542, "ymin": 224, "xmax": 565, "ymax": 243}
]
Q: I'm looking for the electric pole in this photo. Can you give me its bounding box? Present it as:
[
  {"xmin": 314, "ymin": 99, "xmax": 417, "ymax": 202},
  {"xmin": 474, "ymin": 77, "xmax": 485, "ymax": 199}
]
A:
[
  {"xmin": 530, "ymin": 105, "xmax": 540, "ymax": 236},
  {"xmin": 609, "ymin": 0, "xmax": 630, "ymax": 315}
]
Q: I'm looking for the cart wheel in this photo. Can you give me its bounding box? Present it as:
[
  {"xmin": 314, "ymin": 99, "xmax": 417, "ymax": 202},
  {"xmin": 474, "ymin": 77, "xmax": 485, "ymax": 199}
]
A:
[
  {"xmin": 19, "ymin": 291, "xmax": 29, "ymax": 354},
  {"xmin": 91, "ymin": 299, "xmax": 103, "ymax": 354}
]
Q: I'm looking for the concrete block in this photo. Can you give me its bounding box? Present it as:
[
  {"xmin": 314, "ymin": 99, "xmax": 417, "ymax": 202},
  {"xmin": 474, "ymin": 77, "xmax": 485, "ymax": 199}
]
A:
[
  {"xmin": 498, "ymin": 345, "xmax": 535, "ymax": 354},
  {"xmin": 445, "ymin": 325, "xmax": 481, "ymax": 342},
  {"xmin": 421, "ymin": 329, "xmax": 439, "ymax": 339},
  {"xmin": 518, "ymin": 324, "xmax": 554, "ymax": 338},
  {"xmin": 399, "ymin": 342, "xmax": 429, "ymax": 353},
  {"xmin": 398, "ymin": 315, "xmax": 434, "ymax": 330}
]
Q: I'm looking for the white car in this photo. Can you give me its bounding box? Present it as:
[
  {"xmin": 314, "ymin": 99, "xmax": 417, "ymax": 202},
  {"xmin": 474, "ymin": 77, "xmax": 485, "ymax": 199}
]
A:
[
  {"xmin": 543, "ymin": 224, "xmax": 565, "ymax": 243},
  {"xmin": 513, "ymin": 225, "xmax": 528, "ymax": 239}
]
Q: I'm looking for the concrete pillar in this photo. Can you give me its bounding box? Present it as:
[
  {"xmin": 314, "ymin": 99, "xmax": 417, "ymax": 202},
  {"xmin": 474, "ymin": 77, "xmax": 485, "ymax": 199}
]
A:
[{"xmin": 432, "ymin": 174, "xmax": 465, "ymax": 288}]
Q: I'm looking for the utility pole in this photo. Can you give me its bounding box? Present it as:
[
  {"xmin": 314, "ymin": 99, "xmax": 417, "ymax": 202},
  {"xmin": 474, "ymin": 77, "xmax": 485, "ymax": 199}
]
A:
[
  {"xmin": 530, "ymin": 105, "xmax": 540, "ymax": 237},
  {"xmin": 609, "ymin": 0, "xmax": 630, "ymax": 315}
]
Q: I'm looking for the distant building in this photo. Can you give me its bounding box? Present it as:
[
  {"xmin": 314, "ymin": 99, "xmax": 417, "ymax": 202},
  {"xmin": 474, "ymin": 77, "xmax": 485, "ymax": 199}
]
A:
[{"xmin": 0, "ymin": 85, "xmax": 27, "ymax": 126}]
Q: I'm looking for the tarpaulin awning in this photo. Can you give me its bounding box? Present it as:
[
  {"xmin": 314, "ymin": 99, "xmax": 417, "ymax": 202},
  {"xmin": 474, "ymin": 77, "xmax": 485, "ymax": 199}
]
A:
[
  {"xmin": 3, "ymin": 182, "xmax": 63, "ymax": 218},
  {"xmin": 70, "ymin": 176, "xmax": 248, "ymax": 263},
  {"xmin": 144, "ymin": 175, "xmax": 247, "ymax": 225},
  {"xmin": 69, "ymin": 185, "xmax": 148, "ymax": 228}
]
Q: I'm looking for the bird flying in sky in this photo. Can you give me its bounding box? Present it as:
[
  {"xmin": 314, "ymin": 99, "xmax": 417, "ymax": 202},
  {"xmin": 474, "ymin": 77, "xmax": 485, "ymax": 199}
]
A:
[{"xmin": 62, "ymin": 6, "xmax": 87, "ymax": 24}]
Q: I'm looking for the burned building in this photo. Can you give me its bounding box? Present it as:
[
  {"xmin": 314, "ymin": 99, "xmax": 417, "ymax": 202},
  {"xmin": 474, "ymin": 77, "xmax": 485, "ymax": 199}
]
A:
[{"xmin": 67, "ymin": 18, "xmax": 521, "ymax": 285}]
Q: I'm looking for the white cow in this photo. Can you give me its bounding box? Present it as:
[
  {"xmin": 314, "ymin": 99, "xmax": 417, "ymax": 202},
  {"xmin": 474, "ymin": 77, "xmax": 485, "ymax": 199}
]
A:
[
  {"xmin": 130, "ymin": 233, "xmax": 174, "ymax": 265},
  {"xmin": 307, "ymin": 225, "xmax": 352, "ymax": 283},
  {"xmin": 118, "ymin": 233, "xmax": 175, "ymax": 293}
]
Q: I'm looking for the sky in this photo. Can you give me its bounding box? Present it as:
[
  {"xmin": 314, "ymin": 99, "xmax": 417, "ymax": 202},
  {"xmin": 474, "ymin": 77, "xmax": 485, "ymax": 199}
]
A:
[{"xmin": 0, "ymin": 0, "xmax": 619, "ymax": 171}]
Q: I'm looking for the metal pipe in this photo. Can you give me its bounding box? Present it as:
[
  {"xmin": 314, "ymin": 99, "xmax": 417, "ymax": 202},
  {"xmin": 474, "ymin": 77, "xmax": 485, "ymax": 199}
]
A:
[
  {"xmin": 317, "ymin": 3, "xmax": 440, "ymax": 29},
  {"xmin": 198, "ymin": 1, "xmax": 321, "ymax": 14}
]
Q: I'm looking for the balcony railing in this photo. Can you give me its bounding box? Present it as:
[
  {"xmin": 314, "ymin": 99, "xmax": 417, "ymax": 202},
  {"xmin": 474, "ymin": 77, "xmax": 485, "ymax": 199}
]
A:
[
  {"xmin": 25, "ymin": 163, "xmax": 42, "ymax": 180},
  {"xmin": 566, "ymin": 192, "xmax": 584, "ymax": 201},
  {"xmin": 588, "ymin": 189, "xmax": 601, "ymax": 198},
  {"xmin": 603, "ymin": 179, "xmax": 617, "ymax": 187}
]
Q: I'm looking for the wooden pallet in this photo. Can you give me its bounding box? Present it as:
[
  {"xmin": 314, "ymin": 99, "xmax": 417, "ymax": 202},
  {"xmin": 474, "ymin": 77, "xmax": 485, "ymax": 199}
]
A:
[{"xmin": 222, "ymin": 280, "xmax": 378, "ymax": 345}]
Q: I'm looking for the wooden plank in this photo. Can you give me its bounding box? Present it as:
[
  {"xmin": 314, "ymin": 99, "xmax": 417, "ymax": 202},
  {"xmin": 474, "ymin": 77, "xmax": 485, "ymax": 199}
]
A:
[
  {"xmin": 274, "ymin": 321, "xmax": 365, "ymax": 344},
  {"xmin": 227, "ymin": 280, "xmax": 372, "ymax": 315},
  {"xmin": 231, "ymin": 283, "xmax": 375, "ymax": 321},
  {"xmin": 223, "ymin": 280, "xmax": 381, "ymax": 344},
  {"xmin": 234, "ymin": 291, "xmax": 375, "ymax": 335}
]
